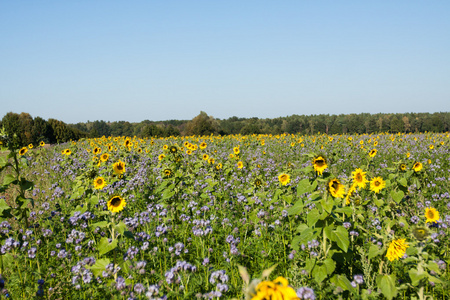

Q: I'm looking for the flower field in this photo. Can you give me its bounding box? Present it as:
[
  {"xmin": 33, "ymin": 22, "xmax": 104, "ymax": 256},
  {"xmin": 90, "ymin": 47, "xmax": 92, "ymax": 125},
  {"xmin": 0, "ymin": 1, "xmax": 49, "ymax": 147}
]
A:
[{"xmin": 0, "ymin": 132, "xmax": 449, "ymax": 299}]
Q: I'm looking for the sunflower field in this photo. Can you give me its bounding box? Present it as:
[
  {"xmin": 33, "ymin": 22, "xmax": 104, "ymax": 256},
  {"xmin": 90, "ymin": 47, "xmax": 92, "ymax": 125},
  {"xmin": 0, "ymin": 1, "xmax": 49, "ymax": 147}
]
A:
[{"xmin": 0, "ymin": 132, "xmax": 449, "ymax": 299}]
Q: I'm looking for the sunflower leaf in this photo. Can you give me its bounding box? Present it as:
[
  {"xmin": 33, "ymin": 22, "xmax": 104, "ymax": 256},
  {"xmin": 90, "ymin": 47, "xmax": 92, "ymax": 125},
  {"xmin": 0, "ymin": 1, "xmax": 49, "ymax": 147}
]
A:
[
  {"xmin": 332, "ymin": 226, "xmax": 349, "ymax": 253},
  {"xmin": 376, "ymin": 274, "xmax": 398, "ymax": 300},
  {"xmin": 87, "ymin": 258, "xmax": 110, "ymax": 277},
  {"xmin": 98, "ymin": 237, "xmax": 118, "ymax": 256}
]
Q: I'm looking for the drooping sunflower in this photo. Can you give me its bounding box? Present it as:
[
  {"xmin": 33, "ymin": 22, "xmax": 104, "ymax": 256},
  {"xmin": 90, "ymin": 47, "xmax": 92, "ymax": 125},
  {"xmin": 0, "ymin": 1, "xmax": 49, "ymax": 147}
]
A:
[
  {"xmin": 250, "ymin": 277, "xmax": 298, "ymax": 300},
  {"xmin": 351, "ymin": 168, "xmax": 368, "ymax": 189},
  {"xmin": 368, "ymin": 149, "xmax": 377, "ymax": 158},
  {"xmin": 278, "ymin": 173, "xmax": 290, "ymax": 186},
  {"xmin": 100, "ymin": 153, "xmax": 109, "ymax": 162},
  {"xmin": 386, "ymin": 238, "xmax": 409, "ymax": 261},
  {"xmin": 107, "ymin": 195, "xmax": 126, "ymax": 213},
  {"xmin": 412, "ymin": 227, "xmax": 429, "ymax": 241},
  {"xmin": 312, "ymin": 155, "xmax": 328, "ymax": 175},
  {"xmin": 237, "ymin": 161, "xmax": 244, "ymax": 169},
  {"xmin": 113, "ymin": 160, "xmax": 126, "ymax": 175},
  {"xmin": 328, "ymin": 178, "xmax": 345, "ymax": 198},
  {"xmin": 412, "ymin": 162, "xmax": 423, "ymax": 172},
  {"xmin": 369, "ymin": 177, "xmax": 385, "ymax": 194},
  {"xmin": 19, "ymin": 147, "xmax": 28, "ymax": 156},
  {"xmin": 93, "ymin": 177, "xmax": 107, "ymax": 190},
  {"xmin": 425, "ymin": 207, "xmax": 439, "ymax": 223}
]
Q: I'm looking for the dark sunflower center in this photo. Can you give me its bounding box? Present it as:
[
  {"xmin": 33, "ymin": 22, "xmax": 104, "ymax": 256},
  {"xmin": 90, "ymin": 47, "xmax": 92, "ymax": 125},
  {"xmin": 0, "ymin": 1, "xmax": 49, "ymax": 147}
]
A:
[
  {"xmin": 374, "ymin": 181, "xmax": 380, "ymax": 187},
  {"xmin": 427, "ymin": 211, "xmax": 434, "ymax": 219},
  {"xmin": 117, "ymin": 164, "xmax": 123, "ymax": 171},
  {"xmin": 332, "ymin": 181, "xmax": 339, "ymax": 190},
  {"xmin": 111, "ymin": 197, "xmax": 121, "ymax": 207},
  {"xmin": 356, "ymin": 174, "xmax": 362, "ymax": 181},
  {"xmin": 97, "ymin": 179, "xmax": 103, "ymax": 185},
  {"xmin": 316, "ymin": 159, "xmax": 324, "ymax": 167},
  {"xmin": 280, "ymin": 175, "xmax": 287, "ymax": 181}
]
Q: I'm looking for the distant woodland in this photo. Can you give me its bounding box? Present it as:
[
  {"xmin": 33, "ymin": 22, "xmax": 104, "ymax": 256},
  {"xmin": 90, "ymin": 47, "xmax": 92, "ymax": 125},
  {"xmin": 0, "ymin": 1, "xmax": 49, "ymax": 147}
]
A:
[{"xmin": 1, "ymin": 111, "xmax": 449, "ymax": 147}]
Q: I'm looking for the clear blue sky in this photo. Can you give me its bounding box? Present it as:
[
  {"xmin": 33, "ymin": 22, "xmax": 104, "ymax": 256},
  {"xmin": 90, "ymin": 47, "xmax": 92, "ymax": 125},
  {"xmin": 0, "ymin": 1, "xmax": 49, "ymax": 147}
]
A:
[{"xmin": 1, "ymin": 1, "xmax": 449, "ymax": 124}]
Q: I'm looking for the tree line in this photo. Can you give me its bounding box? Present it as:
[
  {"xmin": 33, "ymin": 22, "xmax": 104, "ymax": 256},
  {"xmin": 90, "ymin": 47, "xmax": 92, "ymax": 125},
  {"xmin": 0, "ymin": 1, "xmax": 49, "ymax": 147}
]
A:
[{"xmin": 1, "ymin": 111, "xmax": 449, "ymax": 147}]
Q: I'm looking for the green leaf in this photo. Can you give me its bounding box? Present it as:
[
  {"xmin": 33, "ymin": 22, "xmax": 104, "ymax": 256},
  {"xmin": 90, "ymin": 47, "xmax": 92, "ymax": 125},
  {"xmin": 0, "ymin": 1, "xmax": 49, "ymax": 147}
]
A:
[
  {"xmin": 98, "ymin": 237, "xmax": 118, "ymax": 256},
  {"xmin": 90, "ymin": 221, "xmax": 109, "ymax": 229},
  {"xmin": 287, "ymin": 199, "xmax": 303, "ymax": 216},
  {"xmin": 323, "ymin": 258, "xmax": 336, "ymax": 275},
  {"xmin": 87, "ymin": 258, "xmax": 111, "ymax": 277},
  {"xmin": 426, "ymin": 262, "xmax": 440, "ymax": 274},
  {"xmin": 321, "ymin": 197, "xmax": 334, "ymax": 214},
  {"xmin": 391, "ymin": 190, "xmax": 404, "ymax": 203},
  {"xmin": 88, "ymin": 195, "xmax": 99, "ymax": 205},
  {"xmin": 376, "ymin": 274, "xmax": 398, "ymax": 300},
  {"xmin": 368, "ymin": 245, "xmax": 382, "ymax": 259},
  {"xmin": 19, "ymin": 179, "xmax": 34, "ymax": 191},
  {"xmin": 307, "ymin": 209, "xmax": 320, "ymax": 227},
  {"xmin": 3, "ymin": 174, "xmax": 17, "ymax": 186},
  {"xmin": 114, "ymin": 221, "xmax": 127, "ymax": 235},
  {"xmin": 408, "ymin": 269, "xmax": 427, "ymax": 286},
  {"xmin": 124, "ymin": 231, "xmax": 134, "ymax": 239},
  {"xmin": 330, "ymin": 274, "xmax": 356, "ymax": 293},
  {"xmin": 334, "ymin": 207, "xmax": 352, "ymax": 215},
  {"xmin": 313, "ymin": 264, "xmax": 328, "ymax": 283},
  {"xmin": 397, "ymin": 178, "xmax": 407, "ymax": 187},
  {"xmin": 332, "ymin": 226, "xmax": 349, "ymax": 252}
]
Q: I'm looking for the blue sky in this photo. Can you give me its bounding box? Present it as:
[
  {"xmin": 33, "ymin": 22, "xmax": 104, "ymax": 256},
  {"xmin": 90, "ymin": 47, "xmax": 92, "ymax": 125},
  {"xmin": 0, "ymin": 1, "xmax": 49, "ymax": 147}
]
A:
[{"xmin": 1, "ymin": 1, "xmax": 449, "ymax": 124}]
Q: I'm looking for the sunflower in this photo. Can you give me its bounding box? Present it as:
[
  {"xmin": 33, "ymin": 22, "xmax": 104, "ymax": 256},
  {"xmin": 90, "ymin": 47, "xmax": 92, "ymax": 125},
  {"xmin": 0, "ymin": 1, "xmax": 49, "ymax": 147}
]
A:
[
  {"xmin": 369, "ymin": 149, "xmax": 377, "ymax": 158},
  {"xmin": 237, "ymin": 161, "xmax": 244, "ymax": 169},
  {"xmin": 64, "ymin": 149, "xmax": 71, "ymax": 155},
  {"xmin": 199, "ymin": 142, "xmax": 207, "ymax": 150},
  {"xmin": 100, "ymin": 153, "xmax": 109, "ymax": 162},
  {"xmin": 328, "ymin": 178, "xmax": 345, "ymax": 198},
  {"xmin": 412, "ymin": 162, "xmax": 423, "ymax": 172},
  {"xmin": 19, "ymin": 147, "xmax": 28, "ymax": 156},
  {"xmin": 425, "ymin": 207, "xmax": 439, "ymax": 223},
  {"xmin": 169, "ymin": 146, "xmax": 177, "ymax": 153},
  {"xmin": 351, "ymin": 168, "xmax": 367, "ymax": 189},
  {"xmin": 429, "ymin": 144, "xmax": 434, "ymax": 150},
  {"xmin": 233, "ymin": 146, "xmax": 240, "ymax": 155},
  {"xmin": 163, "ymin": 144, "xmax": 168, "ymax": 150},
  {"xmin": 373, "ymin": 141, "xmax": 378, "ymax": 146},
  {"xmin": 93, "ymin": 147, "xmax": 102, "ymax": 155},
  {"xmin": 278, "ymin": 173, "xmax": 290, "ymax": 186},
  {"xmin": 186, "ymin": 150, "xmax": 192, "ymax": 155},
  {"xmin": 93, "ymin": 177, "xmax": 107, "ymax": 190},
  {"xmin": 312, "ymin": 155, "xmax": 328, "ymax": 175},
  {"xmin": 229, "ymin": 153, "xmax": 235, "ymax": 159},
  {"xmin": 386, "ymin": 239, "xmax": 409, "ymax": 261},
  {"xmin": 28, "ymin": 144, "xmax": 33, "ymax": 149},
  {"xmin": 202, "ymin": 154, "xmax": 209, "ymax": 161},
  {"xmin": 208, "ymin": 158, "xmax": 215, "ymax": 164},
  {"xmin": 345, "ymin": 183, "xmax": 357, "ymax": 205},
  {"xmin": 107, "ymin": 195, "xmax": 126, "ymax": 213},
  {"xmin": 113, "ymin": 160, "xmax": 126, "ymax": 175},
  {"xmin": 40, "ymin": 141, "xmax": 45, "ymax": 147},
  {"xmin": 163, "ymin": 168, "xmax": 173, "ymax": 178},
  {"xmin": 406, "ymin": 152, "xmax": 411, "ymax": 158},
  {"xmin": 215, "ymin": 163, "xmax": 223, "ymax": 170},
  {"xmin": 399, "ymin": 163, "xmax": 407, "ymax": 172},
  {"xmin": 369, "ymin": 177, "xmax": 385, "ymax": 194},
  {"xmin": 251, "ymin": 277, "xmax": 298, "ymax": 300},
  {"xmin": 158, "ymin": 154, "xmax": 165, "ymax": 161},
  {"xmin": 253, "ymin": 178, "xmax": 263, "ymax": 188}
]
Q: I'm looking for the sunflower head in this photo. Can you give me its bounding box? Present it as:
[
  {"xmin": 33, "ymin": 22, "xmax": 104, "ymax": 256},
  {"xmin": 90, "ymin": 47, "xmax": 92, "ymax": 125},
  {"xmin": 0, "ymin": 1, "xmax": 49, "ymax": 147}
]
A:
[
  {"xmin": 328, "ymin": 178, "xmax": 345, "ymax": 198},
  {"xmin": 312, "ymin": 155, "xmax": 328, "ymax": 175},
  {"xmin": 107, "ymin": 195, "xmax": 126, "ymax": 213},
  {"xmin": 93, "ymin": 177, "xmax": 107, "ymax": 190},
  {"xmin": 237, "ymin": 161, "xmax": 244, "ymax": 169},
  {"xmin": 412, "ymin": 162, "xmax": 423, "ymax": 172},
  {"xmin": 163, "ymin": 168, "xmax": 173, "ymax": 178},
  {"xmin": 253, "ymin": 178, "xmax": 263, "ymax": 188},
  {"xmin": 158, "ymin": 154, "xmax": 165, "ymax": 161},
  {"xmin": 113, "ymin": 160, "xmax": 126, "ymax": 175},
  {"xmin": 233, "ymin": 146, "xmax": 240, "ymax": 155},
  {"xmin": 386, "ymin": 238, "xmax": 409, "ymax": 261},
  {"xmin": 351, "ymin": 168, "xmax": 367, "ymax": 189},
  {"xmin": 28, "ymin": 144, "xmax": 33, "ymax": 149},
  {"xmin": 40, "ymin": 141, "xmax": 45, "ymax": 147},
  {"xmin": 169, "ymin": 146, "xmax": 177, "ymax": 153},
  {"xmin": 19, "ymin": 147, "xmax": 28, "ymax": 156},
  {"xmin": 399, "ymin": 163, "xmax": 407, "ymax": 172},
  {"xmin": 64, "ymin": 149, "xmax": 71, "ymax": 155},
  {"xmin": 425, "ymin": 207, "xmax": 439, "ymax": 223},
  {"xmin": 199, "ymin": 142, "xmax": 207, "ymax": 150},
  {"xmin": 369, "ymin": 149, "xmax": 377, "ymax": 158},
  {"xmin": 100, "ymin": 153, "xmax": 109, "ymax": 162},
  {"xmin": 412, "ymin": 227, "xmax": 429, "ymax": 241},
  {"xmin": 278, "ymin": 173, "xmax": 290, "ymax": 186},
  {"xmin": 370, "ymin": 177, "xmax": 386, "ymax": 194}
]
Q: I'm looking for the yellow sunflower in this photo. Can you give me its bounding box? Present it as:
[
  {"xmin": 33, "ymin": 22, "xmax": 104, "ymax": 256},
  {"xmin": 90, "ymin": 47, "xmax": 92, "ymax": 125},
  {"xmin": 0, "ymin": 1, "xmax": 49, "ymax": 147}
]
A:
[
  {"xmin": 369, "ymin": 149, "xmax": 377, "ymax": 158},
  {"xmin": 237, "ymin": 161, "xmax": 244, "ymax": 169},
  {"xmin": 113, "ymin": 160, "xmax": 126, "ymax": 175},
  {"xmin": 199, "ymin": 142, "xmax": 207, "ymax": 150},
  {"xmin": 39, "ymin": 141, "xmax": 45, "ymax": 147},
  {"xmin": 64, "ymin": 149, "xmax": 71, "ymax": 155},
  {"xmin": 163, "ymin": 168, "xmax": 173, "ymax": 178},
  {"xmin": 425, "ymin": 207, "xmax": 439, "ymax": 223},
  {"xmin": 278, "ymin": 173, "xmax": 290, "ymax": 186},
  {"xmin": 107, "ymin": 195, "xmax": 126, "ymax": 213},
  {"xmin": 370, "ymin": 177, "xmax": 385, "ymax": 194},
  {"xmin": 386, "ymin": 238, "xmax": 409, "ymax": 261},
  {"xmin": 429, "ymin": 144, "xmax": 434, "ymax": 150},
  {"xmin": 93, "ymin": 177, "xmax": 107, "ymax": 190},
  {"xmin": 28, "ymin": 143, "xmax": 33, "ymax": 149},
  {"xmin": 163, "ymin": 144, "xmax": 168, "ymax": 150},
  {"xmin": 251, "ymin": 277, "xmax": 298, "ymax": 300},
  {"xmin": 399, "ymin": 163, "xmax": 407, "ymax": 172},
  {"xmin": 19, "ymin": 147, "xmax": 28, "ymax": 156},
  {"xmin": 412, "ymin": 162, "xmax": 423, "ymax": 172},
  {"xmin": 158, "ymin": 154, "xmax": 165, "ymax": 161},
  {"xmin": 203, "ymin": 154, "xmax": 209, "ymax": 161},
  {"xmin": 215, "ymin": 163, "xmax": 223, "ymax": 170},
  {"xmin": 345, "ymin": 183, "xmax": 357, "ymax": 205},
  {"xmin": 169, "ymin": 146, "xmax": 177, "ymax": 153},
  {"xmin": 100, "ymin": 153, "xmax": 109, "ymax": 162},
  {"xmin": 312, "ymin": 155, "xmax": 328, "ymax": 175},
  {"xmin": 233, "ymin": 146, "xmax": 240, "ymax": 155},
  {"xmin": 351, "ymin": 168, "xmax": 367, "ymax": 189},
  {"xmin": 208, "ymin": 158, "xmax": 215, "ymax": 164},
  {"xmin": 93, "ymin": 147, "xmax": 101, "ymax": 155},
  {"xmin": 328, "ymin": 178, "xmax": 345, "ymax": 198}
]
